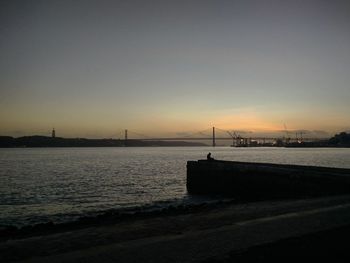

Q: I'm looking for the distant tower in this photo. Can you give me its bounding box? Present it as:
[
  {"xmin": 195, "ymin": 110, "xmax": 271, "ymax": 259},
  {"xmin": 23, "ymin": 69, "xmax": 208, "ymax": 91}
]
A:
[
  {"xmin": 124, "ymin": 129, "xmax": 128, "ymax": 146},
  {"xmin": 52, "ymin": 128, "xmax": 56, "ymax": 138},
  {"xmin": 212, "ymin": 127, "xmax": 216, "ymax": 147}
]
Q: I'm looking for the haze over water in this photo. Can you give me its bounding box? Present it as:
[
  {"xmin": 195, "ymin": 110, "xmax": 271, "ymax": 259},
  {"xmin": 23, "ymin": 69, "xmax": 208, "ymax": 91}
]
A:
[{"xmin": 1, "ymin": 147, "xmax": 350, "ymax": 227}]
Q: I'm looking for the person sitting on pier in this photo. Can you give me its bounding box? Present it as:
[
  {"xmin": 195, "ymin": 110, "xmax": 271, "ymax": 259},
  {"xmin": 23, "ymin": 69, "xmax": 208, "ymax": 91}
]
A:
[{"xmin": 207, "ymin": 152, "xmax": 214, "ymax": 161}]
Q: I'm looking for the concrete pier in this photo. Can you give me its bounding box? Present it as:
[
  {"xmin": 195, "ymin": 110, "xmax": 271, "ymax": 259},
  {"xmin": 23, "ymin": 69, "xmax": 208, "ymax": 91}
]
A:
[{"xmin": 187, "ymin": 160, "xmax": 350, "ymax": 200}]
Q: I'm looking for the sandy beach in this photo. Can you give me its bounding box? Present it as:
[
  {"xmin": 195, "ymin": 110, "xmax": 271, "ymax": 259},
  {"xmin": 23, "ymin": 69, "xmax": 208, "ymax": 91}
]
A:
[{"xmin": 2, "ymin": 195, "xmax": 350, "ymax": 262}]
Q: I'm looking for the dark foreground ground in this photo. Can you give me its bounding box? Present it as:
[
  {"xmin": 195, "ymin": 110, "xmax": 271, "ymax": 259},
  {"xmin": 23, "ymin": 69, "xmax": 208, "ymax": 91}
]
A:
[
  {"xmin": 2, "ymin": 195, "xmax": 350, "ymax": 262},
  {"xmin": 204, "ymin": 224, "xmax": 350, "ymax": 262}
]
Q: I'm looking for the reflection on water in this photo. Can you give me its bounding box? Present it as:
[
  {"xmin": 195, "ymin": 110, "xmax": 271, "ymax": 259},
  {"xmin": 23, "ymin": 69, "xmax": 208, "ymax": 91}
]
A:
[{"xmin": 1, "ymin": 147, "xmax": 350, "ymax": 226}]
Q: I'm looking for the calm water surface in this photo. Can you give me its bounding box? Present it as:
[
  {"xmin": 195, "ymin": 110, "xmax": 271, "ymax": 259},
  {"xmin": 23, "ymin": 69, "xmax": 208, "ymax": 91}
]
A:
[{"xmin": 1, "ymin": 147, "xmax": 350, "ymax": 226}]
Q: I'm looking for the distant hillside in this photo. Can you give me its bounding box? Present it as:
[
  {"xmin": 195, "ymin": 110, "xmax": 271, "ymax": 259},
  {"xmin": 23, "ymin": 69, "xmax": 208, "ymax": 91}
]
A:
[
  {"xmin": 0, "ymin": 136, "xmax": 206, "ymax": 148},
  {"xmin": 286, "ymin": 132, "xmax": 350, "ymax": 147},
  {"xmin": 328, "ymin": 132, "xmax": 350, "ymax": 147}
]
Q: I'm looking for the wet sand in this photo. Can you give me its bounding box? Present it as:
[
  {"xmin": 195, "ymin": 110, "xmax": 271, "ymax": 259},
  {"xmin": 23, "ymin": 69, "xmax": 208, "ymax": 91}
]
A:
[{"xmin": 2, "ymin": 195, "xmax": 350, "ymax": 262}]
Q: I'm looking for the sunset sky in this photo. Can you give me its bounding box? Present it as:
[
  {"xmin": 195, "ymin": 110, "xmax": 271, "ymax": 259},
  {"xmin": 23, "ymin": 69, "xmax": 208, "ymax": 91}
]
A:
[{"xmin": 1, "ymin": 0, "xmax": 350, "ymax": 138}]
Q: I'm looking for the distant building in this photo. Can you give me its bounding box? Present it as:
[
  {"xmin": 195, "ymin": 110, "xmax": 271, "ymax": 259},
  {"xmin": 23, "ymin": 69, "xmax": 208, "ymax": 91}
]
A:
[{"xmin": 52, "ymin": 128, "xmax": 56, "ymax": 138}]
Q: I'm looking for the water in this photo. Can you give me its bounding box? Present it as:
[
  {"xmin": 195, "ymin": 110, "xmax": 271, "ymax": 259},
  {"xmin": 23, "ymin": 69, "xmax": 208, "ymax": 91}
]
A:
[{"xmin": 1, "ymin": 147, "xmax": 350, "ymax": 226}]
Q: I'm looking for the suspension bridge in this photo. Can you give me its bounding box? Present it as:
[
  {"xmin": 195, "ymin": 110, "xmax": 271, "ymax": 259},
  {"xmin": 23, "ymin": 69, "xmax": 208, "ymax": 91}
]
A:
[{"xmin": 112, "ymin": 127, "xmax": 325, "ymax": 147}]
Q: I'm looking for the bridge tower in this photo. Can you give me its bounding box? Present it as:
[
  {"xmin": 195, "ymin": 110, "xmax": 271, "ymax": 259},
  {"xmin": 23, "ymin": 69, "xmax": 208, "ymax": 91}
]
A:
[
  {"xmin": 212, "ymin": 127, "xmax": 216, "ymax": 147},
  {"xmin": 125, "ymin": 129, "xmax": 128, "ymax": 141}
]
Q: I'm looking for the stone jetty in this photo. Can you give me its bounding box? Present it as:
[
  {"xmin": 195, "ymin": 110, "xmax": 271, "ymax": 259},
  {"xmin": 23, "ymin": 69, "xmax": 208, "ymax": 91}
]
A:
[{"xmin": 187, "ymin": 160, "xmax": 350, "ymax": 200}]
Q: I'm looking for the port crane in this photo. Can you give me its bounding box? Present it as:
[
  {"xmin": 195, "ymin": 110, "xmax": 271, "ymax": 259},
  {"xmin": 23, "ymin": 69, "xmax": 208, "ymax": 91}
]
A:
[
  {"xmin": 284, "ymin": 123, "xmax": 291, "ymax": 144},
  {"xmin": 226, "ymin": 131, "xmax": 249, "ymax": 147}
]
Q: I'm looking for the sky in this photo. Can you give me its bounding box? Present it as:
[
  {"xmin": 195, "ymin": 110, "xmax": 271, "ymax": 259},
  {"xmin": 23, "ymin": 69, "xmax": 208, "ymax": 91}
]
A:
[{"xmin": 1, "ymin": 0, "xmax": 350, "ymax": 138}]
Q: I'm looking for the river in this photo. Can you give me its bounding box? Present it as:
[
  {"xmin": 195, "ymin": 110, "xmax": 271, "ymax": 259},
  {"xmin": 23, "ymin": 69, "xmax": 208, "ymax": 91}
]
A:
[{"xmin": 1, "ymin": 147, "xmax": 350, "ymax": 226}]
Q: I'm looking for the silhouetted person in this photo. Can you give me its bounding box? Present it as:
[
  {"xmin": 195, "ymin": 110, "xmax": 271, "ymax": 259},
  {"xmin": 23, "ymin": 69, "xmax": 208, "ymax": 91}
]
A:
[{"xmin": 207, "ymin": 152, "xmax": 214, "ymax": 161}]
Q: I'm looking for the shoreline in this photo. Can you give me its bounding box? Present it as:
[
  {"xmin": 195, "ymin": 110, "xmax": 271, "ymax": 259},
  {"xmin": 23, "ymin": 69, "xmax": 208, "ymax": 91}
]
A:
[
  {"xmin": 3, "ymin": 195, "xmax": 350, "ymax": 262},
  {"xmin": 0, "ymin": 198, "xmax": 236, "ymax": 242}
]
